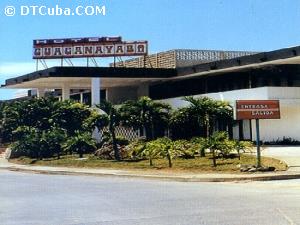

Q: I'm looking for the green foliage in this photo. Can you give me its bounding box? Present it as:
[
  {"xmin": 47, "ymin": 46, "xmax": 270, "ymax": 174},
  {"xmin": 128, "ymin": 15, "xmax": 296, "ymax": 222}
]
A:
[
  {"xmin": 264, "ymin": 137, "xmax": 300, "ymax": 145},
  {"xmin": 39, "ymin": 127, "xmax": 67, "ymax": 159},
  {"xmin": 3, "ymin": 98, "xmax": 99, "ymax": 159},
  {"xmin": 83, "ymin": 110, "xmax": 109, "ymax": 131},
  {"xmin": 119, "ymin": 96, "xmax": 171, "ymax": 140},
  {"xmin": 144, "ymin": 138, "xmax": 166, "ymax": 166},
  {"xmin": 115, "ymin": 136, "xmax": 129, "ymax": 146},
  {"xmin": 53, "ymin": 101, "xmax": 92, "ymax": 135},
  {"xmin": 170, "ymin": 96, "xmax": 233, "ymax": 139},
  {"xmin": 10, "ymin": 126, "xmax": 41, "ymax": 159},
  {"xmin": 191, "ymin": 137, "xmax": 208, "ymax": 157},
  {"xmin": 97, "ymin": 100, "xmax": 122, "ymax": 161},
  {"xmin": 127, "ymin": 139, "xmax": 147, "ymax": 159},
  {"xmin": 234, "ymin": 140, "xmax": 254, "ymax": 160},
  {"xmin": 205, "ymin": 131, "xmax": 235, "ymax": 166},
  {"xmin": 11, "ymin": 126, "xmax": 67, "ymax": 159},
  {"xmin": 169, "ymin": 108, "xmax": 201, "ymax": 139},
  {"xmin": 63, "ymin": 131, "xmax": 96, "ymax": 158},
  {"xmin": 171, "ymin": 139, "xmax": 198, "ymax": 159},
  {"xmin": 128, "ymin": 138, "xmax": 198, "ymax": 167}
]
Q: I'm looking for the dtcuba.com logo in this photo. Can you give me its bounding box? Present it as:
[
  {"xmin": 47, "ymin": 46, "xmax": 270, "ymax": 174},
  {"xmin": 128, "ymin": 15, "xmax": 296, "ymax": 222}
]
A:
[{"xmin": 4, "ymin": 4, "xmax": 106, "ymax": 16}]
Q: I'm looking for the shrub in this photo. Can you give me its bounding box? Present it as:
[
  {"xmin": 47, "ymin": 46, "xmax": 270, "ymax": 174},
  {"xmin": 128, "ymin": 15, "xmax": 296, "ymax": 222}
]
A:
[
  {"xmin": 63, "ymin": 131, "xmax": 96, "ymax": 158},
  {"xmin": 235, "ymin": 140, "xmax": 254, "ymax": 160},
  {"xmin": 10, "ymin": 126, "xmax": 67, "ymax": 159},
  {"xmin": 264, "ymin": 137, "xmax": 300, "ymax": 145},
  {"xmin": 172, "ymin": 139, "xmax": 198, "ymax": 159},
  {"xmin": 191, "ymin": 137, "xmax": 207, "ymax": 157},
  {"xmin": 205, "ymin": 131, "xmax": 236, "ymax": 167},
  {"xmin": 115, "ymin": 136, "xmax": 129, "ymax": 146},
  {"xmin": 10, "ymin": 126, "xmax": 42, "ymax": 159},
  {"xmin": 125, "ymin": 138, "xmax": 146, "ymax": 159},
  {"xmin": 130, "ymin": 137, "xmax": 186, "ymax": 167}
]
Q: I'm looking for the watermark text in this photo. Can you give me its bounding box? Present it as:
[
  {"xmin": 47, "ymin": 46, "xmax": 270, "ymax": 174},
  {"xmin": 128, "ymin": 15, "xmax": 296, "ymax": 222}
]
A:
[{"xmin": 4, "ymin": 4, "xmax": 106, "ymax": 17}]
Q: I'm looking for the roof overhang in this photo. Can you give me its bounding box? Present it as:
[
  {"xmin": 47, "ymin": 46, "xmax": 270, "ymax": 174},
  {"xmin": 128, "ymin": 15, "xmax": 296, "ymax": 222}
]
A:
[
  {"xmin": 175, "ymin": 45, "xmax": 300, "ymax": 80},
  {"xmin": 3, "ymin": 45, "xmax": 300, "ymax": 89},
  {"xmin": 2, "ymin": 66, "xmax": 177, "ymax": 89}
]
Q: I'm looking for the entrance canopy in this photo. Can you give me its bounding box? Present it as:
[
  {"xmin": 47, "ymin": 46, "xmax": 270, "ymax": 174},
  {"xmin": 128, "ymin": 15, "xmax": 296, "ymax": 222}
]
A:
[{"xmin": 1, "ymin": 66, "xmax": 177, "ymax": 89}]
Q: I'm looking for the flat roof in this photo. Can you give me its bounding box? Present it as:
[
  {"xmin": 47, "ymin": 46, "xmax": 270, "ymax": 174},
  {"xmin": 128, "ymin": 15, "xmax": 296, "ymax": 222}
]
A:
[
  {"xmin": 3, "ymin": 66, "xmax": 176, "ymax": 87},
  {"xmin": 2, "ymin": 45, "xmax": 300, "ymax": 89},
  {"xmin": 176, "ymin": 45, "xmax": 300, "ymax": 78}
]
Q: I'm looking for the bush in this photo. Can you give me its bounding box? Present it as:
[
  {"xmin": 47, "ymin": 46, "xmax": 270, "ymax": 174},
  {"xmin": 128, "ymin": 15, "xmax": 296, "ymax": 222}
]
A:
[
  {"xmin": 235, "ymin": 140, "xmax": 254, "ymax": 159},
  {"xmin": 264, "ymin": 137, "xmax": 300, "ymax": 145},
  {"xmin": 172, "ymin": 139, "xmax": 198, "ymax": 159},
  {"xmin": 10, "ymin": 126, "xmax": 67, "ymax": 159},
  {"xmin": 63, "ymin": 131, "xmax": 96, "ymax": 158},
  {"xmin": 127, "ymin": 138, "xmax": 198, "ymax": 167},
  {"xmin": 115, "ymin": 136, "xmax": 129, "ymax": 146},
  {"xmin": 169, "ymin": 108, "xmax": 202, "ymax": 139},
  {"xmin": 191, "ymin": 137, "xmax": 207, "ymax": 157},
  {"xmin": 204, "ymin": 131, "xmax": 236, "ymax": 167},
  {"xmin": 126, "ymin": 139, "xmax": 147, "ymax": 159}
]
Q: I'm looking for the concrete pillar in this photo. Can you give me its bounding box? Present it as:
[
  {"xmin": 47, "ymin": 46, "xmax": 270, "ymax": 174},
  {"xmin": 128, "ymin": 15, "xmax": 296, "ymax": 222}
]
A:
[
  {"xmin": 91, "ymin": 78, "xmax": 101, "ymax": 143},
  {"xmin": 37, "ymin": 88, "xmax": 46, "ymax": 98},
  {"xmin": 91, "ymin": 78, "xmax": 101, "ymax": 106},
  {"xmin": 62, "ymin": 84, "xmax": 70, "ymax": 101},
  {"xmin": 80, "ymin": 92, "xmax": 84, "ymax": 104}
]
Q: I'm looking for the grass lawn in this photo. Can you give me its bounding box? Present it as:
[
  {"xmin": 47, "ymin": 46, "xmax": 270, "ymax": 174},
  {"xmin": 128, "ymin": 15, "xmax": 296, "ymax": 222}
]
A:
[{"xmin": 10, "ymin": 154, "xmax": 288, "ymax": 174}]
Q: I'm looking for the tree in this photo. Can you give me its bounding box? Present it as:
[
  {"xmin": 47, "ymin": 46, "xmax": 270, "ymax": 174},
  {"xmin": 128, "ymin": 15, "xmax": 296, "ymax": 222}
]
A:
[
  {"xmin": 11, "ymin": 126, "xmax": 41, "ymax": 159},
  {"xmin": 120, "ymin": 96, "xmax": 171, "ymax": 140},
  {"xmin": 140, "ymin": 138, "xmax": 180, "ymax": 167},
  {"xmin": 191, "ymin": 137, "xmax": 208, "ymax": 157},
  {"xmin": 63, "ymin": 131, "xmax": 96, "ymax": 158},
  {"xmin": 39, "ymin": 127, "xmax": 67, "ymax": 159},
  {"xmin": 234, "ymin": 140, "xmax": 254, "ymax": 160},
  {"xmin": 52, "ymin": 101, "xmax": 92, "ymax": 136},
  {"xmin": 4, "ymin": 98, "xmax": 99, "ymax": 159},
  {"xmin": 169, "ymin": 107, "xmax": 201, "ymax": 139},
  {"xmin": 205, "ymin": 131, "xmax": 234, "ymax": 167},
  {"xmin": 97, "ymin": 100, "xmax": 121, "ymax": 161},
  {"xmin": 183, "ymin": 96, "xmax": 233, "ymax": 138}
]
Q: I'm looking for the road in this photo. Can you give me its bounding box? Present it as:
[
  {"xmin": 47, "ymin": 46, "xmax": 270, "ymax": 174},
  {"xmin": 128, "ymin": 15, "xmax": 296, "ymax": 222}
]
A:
[{"xmin": 0, "ymin": 170, "xmax": 299, "ymax": 225}]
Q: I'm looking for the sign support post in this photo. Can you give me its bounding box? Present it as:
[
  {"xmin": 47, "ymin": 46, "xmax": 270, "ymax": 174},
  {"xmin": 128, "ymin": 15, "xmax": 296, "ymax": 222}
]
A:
[
  {"xmin": 235, "ymin": 100, "xmax": 281, "ymax": 168},
  {"xmin": 255, "ymin": 119, "xmax": 261, "ymax": 168}
]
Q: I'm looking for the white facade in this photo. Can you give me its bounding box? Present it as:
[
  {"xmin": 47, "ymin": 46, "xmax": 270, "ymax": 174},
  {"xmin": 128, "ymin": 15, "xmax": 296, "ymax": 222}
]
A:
[{"xmin": 161, "ymin": 87, "xmax": 300, "ymax": 142}]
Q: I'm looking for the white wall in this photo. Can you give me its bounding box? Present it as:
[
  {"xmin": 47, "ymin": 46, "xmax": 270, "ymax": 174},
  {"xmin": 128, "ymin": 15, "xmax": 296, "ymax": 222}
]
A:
[{"xmin": 160, "ymin": 87, "xmax": 300, "ymax": 141}]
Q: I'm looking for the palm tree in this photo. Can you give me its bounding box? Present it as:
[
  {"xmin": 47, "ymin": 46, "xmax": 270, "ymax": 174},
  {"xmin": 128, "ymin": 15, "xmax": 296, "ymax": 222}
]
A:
[
  {"xmin": 119, "ymin": 96, "xmax": 171, "ymax": 140},
  {"xmin": 183, "ymin": 96, "xmax": 232, "ymax": 138},
  {"xmin": 97, "ymin": 100, "xmax": 121, "ymax": 161}
]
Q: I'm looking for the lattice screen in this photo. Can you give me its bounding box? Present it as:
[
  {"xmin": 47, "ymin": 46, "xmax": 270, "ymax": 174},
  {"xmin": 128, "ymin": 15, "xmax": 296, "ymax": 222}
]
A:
[{"xmin": 100, "ymin": 126, "xmax": 141, "ymax": 141}]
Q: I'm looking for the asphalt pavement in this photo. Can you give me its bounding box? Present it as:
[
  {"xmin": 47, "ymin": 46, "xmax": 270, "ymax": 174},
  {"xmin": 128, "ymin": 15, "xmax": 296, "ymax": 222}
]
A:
[{"xmin": 0, "ymin": 170, "xmax": 299, "ymax": 225}]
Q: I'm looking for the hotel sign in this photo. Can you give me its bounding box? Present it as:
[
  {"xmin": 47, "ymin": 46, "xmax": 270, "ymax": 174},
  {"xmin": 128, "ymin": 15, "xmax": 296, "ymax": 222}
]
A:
[
  {"xmin": 235, "ymin": 100, "xmax": 280, "ymax": 120},
  {"xmin": 33, "ymin": 36, "xmax": 148, "ymax": 59}
]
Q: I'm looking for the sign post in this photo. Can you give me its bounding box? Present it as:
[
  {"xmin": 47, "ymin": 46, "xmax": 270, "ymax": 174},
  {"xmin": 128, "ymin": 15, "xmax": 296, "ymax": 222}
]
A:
[
  {"xmin": 235, "ymin": 100, "xmax": 280, "ymax": 168},
  {"xmin": 255, "ymin": 119, "xmax": 261, "ymax": 167}
]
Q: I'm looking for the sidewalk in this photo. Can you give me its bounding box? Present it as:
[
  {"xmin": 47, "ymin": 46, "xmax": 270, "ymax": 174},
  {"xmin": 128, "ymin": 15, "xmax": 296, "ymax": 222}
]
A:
[
  {"xmin": 1, "ymin": 156, "xmax": 300, "ymax": 182},
  {"xmin": 261, "ymin": 146, "xmax": 300, "ymax": 172}
]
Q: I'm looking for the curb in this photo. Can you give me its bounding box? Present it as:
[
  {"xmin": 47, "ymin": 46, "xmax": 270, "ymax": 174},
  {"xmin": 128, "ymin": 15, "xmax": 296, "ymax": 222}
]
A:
[{"xmin": 1, "ymin": 165, "xmax": 300, "ymax": 182}]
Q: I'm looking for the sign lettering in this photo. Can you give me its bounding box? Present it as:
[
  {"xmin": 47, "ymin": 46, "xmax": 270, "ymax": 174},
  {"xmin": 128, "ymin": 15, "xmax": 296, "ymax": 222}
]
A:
[
  {"xmin": 235, "ymin": 100, "xmax": 280, "ymax": 120},
  {"xmin": 33, "ymin": 36, "xmax": 148, "ymax": 59}
]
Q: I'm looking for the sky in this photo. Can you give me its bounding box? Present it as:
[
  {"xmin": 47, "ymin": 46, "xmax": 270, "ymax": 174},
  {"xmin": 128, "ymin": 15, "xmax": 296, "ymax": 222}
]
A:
[{"xmin": 1, "ymin": 0, "xmax": 300, "ymax": 100}]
